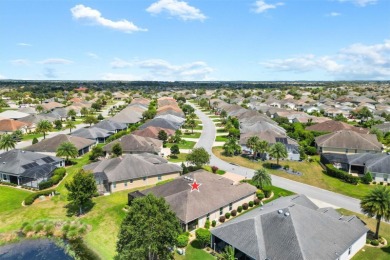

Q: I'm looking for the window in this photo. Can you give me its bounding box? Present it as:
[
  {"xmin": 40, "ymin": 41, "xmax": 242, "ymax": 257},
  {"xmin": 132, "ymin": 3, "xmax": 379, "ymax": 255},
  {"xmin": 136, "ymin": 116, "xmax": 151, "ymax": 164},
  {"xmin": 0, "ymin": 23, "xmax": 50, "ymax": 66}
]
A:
[
  {"xmin": 143, "ymin": 177, "xmax": 147, "ymax": 181},
  {"xmin": 219, "ymin": 207, "xmax": 223, "ymax": 216},
  {"xmin": 348, "ymin": 247, "xmax": 352, "ymax": 255},
  {"xmin": 158, "ymin": 175, "xmax": 162, "ymax": 181},
  {"xmin": 113, "ymin": 182, "xmax": 116, "ymax": 189},
  {"xmin": 130, "ymin": 179, "xmax": 133, "ymax": 183},
  {"xmin": 229, "ymin": 203, "xmax": 233, "ymax": 211},
  {"xmin": 124, "ymin": 182, "xmax": 127, "ymax": 187},
  {"xmin": 207, "ymin": 213, "xmax": 210, "ymax": 219}
]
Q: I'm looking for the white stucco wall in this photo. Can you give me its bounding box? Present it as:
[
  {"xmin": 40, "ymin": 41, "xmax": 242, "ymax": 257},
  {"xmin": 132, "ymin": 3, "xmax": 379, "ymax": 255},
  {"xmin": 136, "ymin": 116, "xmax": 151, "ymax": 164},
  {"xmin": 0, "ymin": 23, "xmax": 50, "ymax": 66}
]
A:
[{"xmin": 338, "ymin": 233, "xmax": 366, "ymax": 260}]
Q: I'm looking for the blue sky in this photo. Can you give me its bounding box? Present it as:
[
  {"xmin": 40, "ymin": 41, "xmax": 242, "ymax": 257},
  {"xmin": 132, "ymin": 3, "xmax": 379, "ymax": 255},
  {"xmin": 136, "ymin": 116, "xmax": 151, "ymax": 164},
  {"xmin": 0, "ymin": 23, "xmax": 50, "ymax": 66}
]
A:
[{"xmin": 0, "ymin": 0, "xmax": 389, "ymax": 81}]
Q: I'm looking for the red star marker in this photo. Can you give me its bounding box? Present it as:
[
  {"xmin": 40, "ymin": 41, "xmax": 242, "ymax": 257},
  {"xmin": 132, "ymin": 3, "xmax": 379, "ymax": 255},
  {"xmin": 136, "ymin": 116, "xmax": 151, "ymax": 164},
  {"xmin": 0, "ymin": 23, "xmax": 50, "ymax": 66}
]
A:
[{"xmin": 189, "ymin": 180, "xmax": 201, "ymax": 192}]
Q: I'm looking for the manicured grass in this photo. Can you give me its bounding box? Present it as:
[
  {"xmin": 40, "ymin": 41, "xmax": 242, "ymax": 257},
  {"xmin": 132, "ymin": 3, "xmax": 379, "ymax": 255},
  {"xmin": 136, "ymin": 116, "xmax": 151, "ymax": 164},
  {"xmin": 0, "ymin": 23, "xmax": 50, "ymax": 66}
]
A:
[
  {"xmin": 215, "ymin": 135, "xmax": 228, "ymax": 142},
  {"xmin": 337, "ymin": 208, "xmax": 390, "ymax": 260},
  {"xmin": 183, "ymin": 132, "xmax": 201, "ymax": 139},
  {"xmin": 212, "ymin": 147, "xmax": 377, "ymax": 200},
  {"xmin": 216, "ymin": 129, "xmax": 227, "ymax": 133},
  {"xmin": 168, "ymin": 153, "xmax": 188, "ymax": 163},
  {"xmin": 22, "ymin": 133, "xmax": 43, "ymax": 141},
  {"xmin": 203, "ymin": 165, "xmax": 226, "ymax": 175},
  {"xmin": 264, "ymin": 186, "xmax": 296, "ymax": 203},
  {"xmin": 175, "ymin": 240, "xmax": 214, "ymax": 260},
  {"xmin": 209, "ymin": 115, "xmax": 220, "ymax": 119},
  {"xmin": 0, "ymin": 186, "xmax": 31, "ymax": 213},
  {"xmin": 166, "ymin": 141, "xmax": 196, "ymax": 149},
  {"xmin": 182, "ymin": 124, "xmax": 203, "ymax": 131}
]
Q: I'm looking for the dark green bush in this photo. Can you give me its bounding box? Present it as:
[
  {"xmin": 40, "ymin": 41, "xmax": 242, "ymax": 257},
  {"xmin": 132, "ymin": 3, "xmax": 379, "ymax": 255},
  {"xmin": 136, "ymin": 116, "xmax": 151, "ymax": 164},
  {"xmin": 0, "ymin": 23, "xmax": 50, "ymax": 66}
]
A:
[
  {"xmin": 225, "ymin": 212, "xmax": 231, "ymax": 219},
  {"xmin": 262, "ymin": 187, "xmax": 272, "ymax": 198},
  {"xmin": 361, "ymin": 172, "xmax": 373, "ymax": 184},
  {"xmin": 195, "ymin": 228, "xmax": 211, "ymax": 248},
  {"xmin": 204, "ymin": 219, "xmax": 210, "ymax": 229},
  {"xmin": 249, "ymin": 201, "xmax": 254, "ymax": 207},
  {"xmin": 237, "ymin": 206, "xmax": 243, "ymax": 213},
  {"xmin": 325, "ymin": 164, "xmax": 359, "ymax": 185},
  {"xmin": 366, "ymin": 239, "xmax": 371, "ymax": 244},
  {"xmin": 176, "ymin": 234, "xmax": 189, "ymax": 247},
  {"xmin": 256, "ymin": 190, "xmax": 265, "ymax": 200},
  {"xmin": 371, "ymin": 240, "xmax": 379, "ymax": 246},
  {"xmin": 211, "ymin": 220, "xmax": 216, "ymax": 227},
  {"xmin": 32, "ymin": 137, "xmax": 39, "ymax": 145},
  {"xmin": 38, "ymin": 180, "xmax": 53, "ymax": 190},
  {"xmin": 24, "ymin": 189, "xmax": 56, "ymax": 205}
]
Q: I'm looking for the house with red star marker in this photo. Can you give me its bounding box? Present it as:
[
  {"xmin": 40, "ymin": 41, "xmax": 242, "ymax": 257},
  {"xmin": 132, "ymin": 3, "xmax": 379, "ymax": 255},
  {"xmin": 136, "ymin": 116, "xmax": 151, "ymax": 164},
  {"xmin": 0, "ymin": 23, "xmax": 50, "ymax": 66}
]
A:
[{"xmin": 128, "ymin": 169, "xmax": 257, "ymax": 231}]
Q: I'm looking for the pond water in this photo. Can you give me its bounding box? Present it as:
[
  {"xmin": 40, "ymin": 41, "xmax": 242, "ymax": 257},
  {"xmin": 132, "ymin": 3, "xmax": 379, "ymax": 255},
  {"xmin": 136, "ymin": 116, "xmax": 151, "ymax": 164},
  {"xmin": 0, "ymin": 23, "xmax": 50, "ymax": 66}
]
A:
[{"xmin": 0, "ymin": 239, "xmax": 73, "ymax": 260}]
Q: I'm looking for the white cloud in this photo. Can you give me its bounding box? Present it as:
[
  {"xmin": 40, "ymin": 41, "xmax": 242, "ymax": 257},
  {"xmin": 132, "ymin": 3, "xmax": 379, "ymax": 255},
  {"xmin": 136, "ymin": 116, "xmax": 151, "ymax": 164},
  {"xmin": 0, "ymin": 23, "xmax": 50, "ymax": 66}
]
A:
[
  {"xmin": 262, "ymin": 39, "xmax": 390, "ymax": 79},
  {"xmin": 254, "ymin": 1, "xmax": 284, "ymax": 13},
  {"xmin": 337, "ymin": 0, "xmax": 377, "ymax": 7},
  {"xmin": 10, "ymin": 59, "xmax": 29, "ymax": 66},
  {"xmin": 146, "ymin": 0, "xmax": 206, "ymax": 21},
  {"xmin": 86, "ymin": 52, "xmax": 99, "ymax": 59},
  {"xmin": 102, "ymin": 73, "xmax": 140, "ymax": 81},
  {"xmin": 71, "ymin": 4, "xmax": 147, "ymax": 33},
  {"xmin": 328, "ymin": 12, "xmax": 341, "ymax": 17},
  {"xmin": 0, "ymin": 74, "xmax": 6, "ymax": 79},
  {"xmin": 43, "ymin": 68, "xmax": 59, "ymax": 79},
  {"xmin": 38, "ymin": 58, "xmax": 73, "ymax": 65},
  {"xmin": 17, "ymin": 43, "xmax": 32, "ymax": 47},
  {"xmin": 110, "ymin": 58, "xmax": 133, "ymax": 69}
]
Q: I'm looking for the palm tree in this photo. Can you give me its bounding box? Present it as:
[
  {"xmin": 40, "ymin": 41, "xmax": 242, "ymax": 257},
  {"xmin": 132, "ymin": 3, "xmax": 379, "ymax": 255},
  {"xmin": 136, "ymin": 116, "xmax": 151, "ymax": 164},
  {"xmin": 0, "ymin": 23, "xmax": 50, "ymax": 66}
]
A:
[
  {"xmin": 246, "ymin": 136, "xmax": 260, "ymax": 159},
  {"xmin": 36, "ymin": 120, "xmax": 53, "ymax": 139},
  {"xmin": 67, "ymin": 109, "xmax": 77, "ymax": 120},
  {"xmin": 220, "ymin": 110, "xmax": 227, "ymax": 119},
  {"xmin": 35, "ymin": 104, "xmax": 44, "ymax": 114},
  {"xmin": 223, "ymin": 138, "xmax": 241, "ymax": 156},
  {"xmin": 56, "ymin": 142, "xmax": 78, "ymax": 164},
  {"xmin": 360, "ymin": 186, "xmax": 390, "ymax": 239},
  {"xmin": 65, "ymin": 120, "xmax": 76, "ymax": 133},
  {"xmin": 0, "ymin": 134, "xmax": 16, "ymax": 151},
  {"xmin": 269, "ymin": 142, "xmax": 288, "ymax": 166},
  {"xmin": 187, "ymin": 119, "xmax": 196, "ymax": 134},
  {"xmin": 219, "ymin": 245, "xmax": 235, "ymax": 260},
  {"xmin": 252, "ymin": 168, "xmax": 272, "ymax": 189},
  {"xmin": 256, "ymin": 140, "xmax": 269, "ymax": 160}
]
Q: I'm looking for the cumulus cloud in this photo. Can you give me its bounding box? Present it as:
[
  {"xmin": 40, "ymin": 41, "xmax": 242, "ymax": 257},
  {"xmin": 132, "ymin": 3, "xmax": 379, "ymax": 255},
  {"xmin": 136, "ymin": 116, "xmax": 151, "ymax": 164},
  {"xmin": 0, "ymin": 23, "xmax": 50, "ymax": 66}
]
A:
[
  {"xmin": 328, "ymin": 12, "xmax": 341, "ymax": 17},
  {"xmin": 110, "ymin": 58, "xmax": 133, "ymax": 69},
  {"xmin": 43, "ymin": 68, "xmax": 58, "ymax": 78},
  {"xmin": 86, "ymin": 52, "xmax": 99, "ymax": 59},
  {"xmin": 17, "ymin": 43, "xmax": 32, "ymax": 47},
  {"xmin": 146, "ymin": 0, "xmax": 206, "ymax": 21},
  {"xmin": 71, "ymin": 4, "xmax": 147, "ymax": 33},
  {"xmin": 254, "ymin": 1, "xmax": 284, "ymax": 13},
  {"xmin": 0, "ymin": 74, "xmax": 6, "ymax": 79},
  {"xmin": 337, "ymin": 0, "xmax": 377, "ymax": 7},
  {"xmin": 262, "ymin": 39, "xmax": 390, "ymax": 79},
  {"xmin": 10, "ymin": 59, "xmax": 29, "ymax": 66},
  {"xmin": 38, "ymin": 58, "xmax": 73, "ymax": 65},
  {"xmin": 103, "ymin": 59, "xmax": 213, "ymax": 81}
]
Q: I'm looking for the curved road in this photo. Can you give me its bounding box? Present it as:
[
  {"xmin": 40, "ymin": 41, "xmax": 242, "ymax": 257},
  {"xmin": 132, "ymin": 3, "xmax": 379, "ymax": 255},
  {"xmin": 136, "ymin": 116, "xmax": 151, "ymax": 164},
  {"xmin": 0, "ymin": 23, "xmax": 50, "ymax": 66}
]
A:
[{"xmin": 192, "ymin": 104, "xmax": 362, "ymax": 214}]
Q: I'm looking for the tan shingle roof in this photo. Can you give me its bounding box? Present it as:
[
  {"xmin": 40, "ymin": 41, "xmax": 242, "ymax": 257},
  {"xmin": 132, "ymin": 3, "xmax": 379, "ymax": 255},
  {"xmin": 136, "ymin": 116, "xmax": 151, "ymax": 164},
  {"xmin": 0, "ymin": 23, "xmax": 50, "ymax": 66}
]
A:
[
  {"xmin": 24, "ymin": 134, "xmax": 95, "ymax": 153},
  {"xmin": 0, "ymin": 119, "xmax": 28, "ymax": 132},
  {"xmin": 306, "ymin": 120, "xmax": 369, "ymax": 134}
]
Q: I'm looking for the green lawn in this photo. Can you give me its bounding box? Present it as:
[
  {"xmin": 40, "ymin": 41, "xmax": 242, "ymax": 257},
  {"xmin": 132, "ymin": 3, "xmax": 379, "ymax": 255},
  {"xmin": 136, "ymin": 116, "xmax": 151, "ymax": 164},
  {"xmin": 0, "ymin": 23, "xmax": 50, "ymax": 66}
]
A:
[
  {"xmin": 168, "ymin": 153, "xmax": 188, "ymax": 163},
  {"xmin": 337, "ymin": 209, "xmax": 390, "ymax": 260},
  {"xmin": 166, "ymin": 141, "xmax": 196, "ymax": 150},
  {"xmin": 0, "ymin": 186, "xmax": 31, "ymax": 213},
  {"xmin": 212, "ymin": 147, "xmax": 377, "ymax": 200},
  {"xmin": 209, "ymin": 115, "xmax": 219, "ymax": 119},
  {"xmin": 175, "ymin": 240, "xmax": 215, "ymax": 260},
  {"xmin": 215, "ymin": 136, "xmax": 228, "ymax": 142},
  {"xmin": 216, "ymin": 129, "xmax": 227, "ymax": 133},
  {"xmin": 183, "ymin": 132, "xmax": 201, "ymax": 139},
  {"xmin": 203, "ymin": 165, "xmax": 226, "ymax": 175},
  {"xmin": 22, "ymin": 133, "xmax": 43, "ymax": 141},
  {"xmin": 182, "ymin": 124, "xmax": 203, "ymax": 131}
]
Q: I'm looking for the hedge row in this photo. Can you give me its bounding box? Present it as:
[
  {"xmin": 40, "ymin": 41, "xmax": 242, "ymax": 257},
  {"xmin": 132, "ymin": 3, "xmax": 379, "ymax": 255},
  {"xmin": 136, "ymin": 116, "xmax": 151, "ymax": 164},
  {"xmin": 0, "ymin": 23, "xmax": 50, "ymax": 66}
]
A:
[
  {"xmin": 38, "ymin": 168, "xmax": 66, "ymax": 190},
  {"xmin": 325, "ymin": 164, "xmax": 359, "ymax": 185},
  {"xmin": 24, "ymin": 189, "xmax": 57, "ymax": 205}
]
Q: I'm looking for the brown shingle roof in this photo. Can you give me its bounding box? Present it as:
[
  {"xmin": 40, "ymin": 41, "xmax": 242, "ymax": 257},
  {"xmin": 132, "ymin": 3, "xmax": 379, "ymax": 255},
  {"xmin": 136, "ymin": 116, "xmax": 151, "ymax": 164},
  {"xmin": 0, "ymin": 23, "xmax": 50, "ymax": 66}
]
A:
[
  {"xmin": 0, "ymin": 119, "xmax": 28, "ymax": 132},
  {"xmin": 103, "ymin": 134, "xmax": 162, "ymax": 154},
  {"xmin": 24, "ymin": 134, "xmax": 95, "ymax": 153},
  {"xmin": 306, "ymin": 120, "xmax": 369, "ymax": 134},
  {"xmin": 132, "ymin": 126, "xmax": 175, "ymax": 139}
]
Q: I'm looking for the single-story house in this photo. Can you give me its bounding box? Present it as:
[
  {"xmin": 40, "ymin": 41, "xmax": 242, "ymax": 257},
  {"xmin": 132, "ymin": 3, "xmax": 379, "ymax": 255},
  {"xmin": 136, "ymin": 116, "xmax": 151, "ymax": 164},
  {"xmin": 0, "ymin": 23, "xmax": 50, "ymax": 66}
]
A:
[
  {"xmin": 139, "ymin": 118, "xmax": 181, "ymax": 131},
  {"xmin": 110, "ymin": 106, "xmax": 144, "ymax": 125},
  {"xmin": 0, "ymin": 149, "xmax": 64, "ymax": 188},
  {"xmin": 0, "ymin": 119, "xmax": 29, "ymax": 134},
  {"xmin": 211, "ymin": 195, "xmax": 368, "ymax": 260},
  {"xmin": 0, "ymin": 110, "xmax": 30, "ymax": 120},
  {"xmin": 103, "ymin": 134, "xmax": 162, "ymax": 155},
  {"xmin": 306, "ymin": 120, "xmax": 369, "ymax": 134},
  {"xmin": 93, "ymin": 119, "xmax": 127, "ymax": 133},
  {"xmin": 24, "ymin": 134, "xmax": 95, "ymax": 156},
  {"xmin": 84, "ymin": 153, "xmax": 181, "ymax": 193},
  {"xmin": 69, "ymin": 127, "xmax": 111, "ymax": 144},
  {"xmin": 315, "ymin": 130, "xmax": 382, "ymax": 154},
  {"xmin": 129, "ymin": 170, "xmax": 257, "ymax": 231},
  {"xmin": 132, "ymin": 126, "xmax": 175, "ymax": 139}
]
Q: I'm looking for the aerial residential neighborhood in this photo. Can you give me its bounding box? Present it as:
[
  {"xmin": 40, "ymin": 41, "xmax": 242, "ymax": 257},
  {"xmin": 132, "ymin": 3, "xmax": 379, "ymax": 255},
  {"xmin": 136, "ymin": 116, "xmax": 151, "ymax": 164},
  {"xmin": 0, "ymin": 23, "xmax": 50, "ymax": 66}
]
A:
[{"xmin": 1, "ymin": 0, "xmax": 389, "ymax": 259}]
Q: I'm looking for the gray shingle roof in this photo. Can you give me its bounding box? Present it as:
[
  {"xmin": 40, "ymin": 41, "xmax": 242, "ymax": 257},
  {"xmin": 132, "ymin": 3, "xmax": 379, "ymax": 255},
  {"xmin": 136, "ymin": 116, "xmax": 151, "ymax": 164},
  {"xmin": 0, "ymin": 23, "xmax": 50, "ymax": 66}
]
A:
[
  {"xmin": 84, "ymin": 153, "xmax": 181, "ymax": 183},
  {"xmin": 139, "ymin": 118, "xmax": 180, "ymax": 131},
  {"xmin": 24, "ymin": 134, "xmax": 95, "ymax": 153},
  {"xmin": 69, "ymin": 127, "xmax": 111, "ymax": 140},
  {"xmin": 134, "ymin": 170, "xmax": 257, "ymax": 223},
  {"xmin": 102, "ymin": 134, "xmax": 162, "ymax": 154},
  {"xmin": 93, "ymin": 119, "xmax": 127, "ymax": 132},
  {"xmin": 211, "ymin": 195, "xmax": 368, "ymax": 260}
]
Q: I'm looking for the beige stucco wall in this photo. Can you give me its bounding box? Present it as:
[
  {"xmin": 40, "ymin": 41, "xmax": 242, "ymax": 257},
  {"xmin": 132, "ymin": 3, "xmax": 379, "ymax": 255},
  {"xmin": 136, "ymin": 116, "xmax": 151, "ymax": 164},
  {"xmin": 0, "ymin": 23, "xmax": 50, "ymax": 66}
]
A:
[
  {"xmin": 110, "ymin": 172, "xmax": 180, "ymax": 192},
  {"xmin": 197, "ymin": 193, "xmax": 256, "ymax": 228}
]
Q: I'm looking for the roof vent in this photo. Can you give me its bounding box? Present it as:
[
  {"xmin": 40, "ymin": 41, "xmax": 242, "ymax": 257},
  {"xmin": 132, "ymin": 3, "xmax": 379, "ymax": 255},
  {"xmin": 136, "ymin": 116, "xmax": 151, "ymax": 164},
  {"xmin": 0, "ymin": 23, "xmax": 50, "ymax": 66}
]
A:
[
  {"xmin": 284, "ymin": 212, "xmax": 290, "ymax": 217},
  {"xmin": 278, "ymin": 209, "xmax": 283, "ymax": 214}
]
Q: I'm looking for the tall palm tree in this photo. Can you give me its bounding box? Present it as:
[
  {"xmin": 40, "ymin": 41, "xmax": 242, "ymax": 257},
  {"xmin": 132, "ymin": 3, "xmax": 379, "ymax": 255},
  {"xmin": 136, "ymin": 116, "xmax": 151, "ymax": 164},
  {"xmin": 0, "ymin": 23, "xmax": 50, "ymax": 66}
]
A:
[
  {"xmin": 223, "ymin": 138, "xmax": 241, "ymax": 157},
  {"xmin": 246, "ymin": 136, "xmax": 260, "ymax": 159},
  {"xmin": 219, "ymin": 246, "xmax": 235, "ymax": 260},
  {"xmin": 35, "ymin": 104, "xmax": 44, "ymax": 114},
  {"xmin": 187, "ymin": 119, "xmax": 196, "ymax": 134},
  {"xmin": 0, "ymin": 134, "xmax": 16, "ymax": 151},
  {"xmin": 36, "ymin": 120, "xmax": 53, "ymax": 139},
  {"xmin": 252, "ymin": 168, "xmax": 272, "ymax": 189},
  {"xmin": 360, "ymin": 186, "xmax": 390, "ymax": 239},
  {"xmin": 269, "ymin": 142, "xmax": 288, "ymax": 165},
  {"xmin": 56, "ymin": 142, "xmax": 78, "ymax": 164},
  {"xmin": 256, "ymin": 140, "xmax": 269, "ymax": 160},
  {"xmin": 65, "ymin": 120, "xmax": 76, "ymax": 133}
]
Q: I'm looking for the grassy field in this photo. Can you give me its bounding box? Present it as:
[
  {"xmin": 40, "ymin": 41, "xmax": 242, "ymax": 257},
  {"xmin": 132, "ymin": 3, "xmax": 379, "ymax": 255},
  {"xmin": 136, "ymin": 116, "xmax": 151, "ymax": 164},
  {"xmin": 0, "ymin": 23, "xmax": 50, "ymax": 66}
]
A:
[
  {"xmin": 22, "ymin": 133, "xmax": 43, "ymax": 141},
  {"xmin": 166, "ymin": 141, "xmax": 196, "ymax": 150},
  {"xmin": 168, "ymin": 153, "xmax": 188, "ymax": 163},
  {"xmin": 183, "ymin": 132, "xmax": 201, "ymax": 138},
  {"xmin": 215, "ymin": 136, "xmax": 228, "ymax": 142},
  {"xmin": 338, "ymin": 209, "xmax": 390, "ymax": 260},
  {"xmin": 175, "ymin": 240, "xmax": 214, "ymax": 260},
  {"xmin": 182, "ymin": 124, "xmax": 203, "ymax": 131},
  {"xmin": 0, "ymin": 186, "xmax": 31, "ymax": 214},
  {"xmin": 216, "ymin": 129, "xmax": 227, "ymax": 133},
  {"xmin": 212, "ymin": 147, "xmax": 377, "ymax": 200}
]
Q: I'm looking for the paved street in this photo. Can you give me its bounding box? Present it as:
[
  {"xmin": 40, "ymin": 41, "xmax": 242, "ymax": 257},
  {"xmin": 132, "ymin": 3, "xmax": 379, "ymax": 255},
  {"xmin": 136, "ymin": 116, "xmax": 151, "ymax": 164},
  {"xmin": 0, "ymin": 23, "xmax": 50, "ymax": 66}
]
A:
[{"xmin": 191, "ymin": 104, "xmax": 363, "ymax": 214}]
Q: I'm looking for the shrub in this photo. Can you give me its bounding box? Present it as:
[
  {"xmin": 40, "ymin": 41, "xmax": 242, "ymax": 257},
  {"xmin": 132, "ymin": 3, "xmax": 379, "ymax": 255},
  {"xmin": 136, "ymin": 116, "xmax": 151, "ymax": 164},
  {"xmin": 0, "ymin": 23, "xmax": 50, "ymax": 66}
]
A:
[
  {"xmin": 176, "ymin": 234, "xmax": 189, "ymax": 248},
  {"xmin": 50, "ymin": 175, "xmax": 62, "ymax": 185},
  {"xmin": 24, "ymin": 189, "xmax": 56, "ymax": 205},
  {"xmin": 305, "ymin": 146, "xmax": 318, "ymax": 155},
  {"xmin": 231, "ymin": 209, "xmax": 237, "ymax": 217},
  {"xmin": 380, "ymin": 182, "xmax": 384, "ymax": 185},
  {"xmin": 254, "ymin": 198, "xmax": 260, "ymax": 205},
  {"xmin": 283, "ymin": 165, "xmax": 290, "ymax": 170},
  {"xmin": 34, "ymin": 223, "xmax": 44, "ymax": 233},
  {"xmin": 44, "ymin": 223, "xmax": 55, "ymax": 235},
  {"xmin": 204, "ymin": 219, "xmax": 210, "ymax": 229},
  {"xmin": 38, "ymin": 180, "xmax": 53, "ymax": 190},
  {"xmin": 195, "ymin": 228, "xmax": 211, "ymax": 248},
  {"xmin": 373, "ymin": 181, "xmax": 377, "ymax": 184},
  {"xmin": 22, "ymin": 224, "xmax": 33, "ymax": 234},
  {"xmin": 262, "ymin": 187, "xmax": 272, "ymax": 198},
  {"xmin": 366, "ymin": 239, "xmax": 371, "ymax": 244},
  {"xmin": 256, "ymin": 190, "xmax": 265, "ymax": 200},
  {"xmin": 32, "ymin": 137, "xmax": 39, "ymax": 145},
  {"xmin": 361, "ymin": 172, "xmax": 373, "ymax": 184},
  {"xmin": 237, "ymin": 206, "xmax": 243, "ymax": 213},
  {"xmin": 325, "ymin": 164, "xmax": 359, "ymax": 185},
  {"xmin": 242, "ymin": 203, "xmax": 249, "ymax": 210},
  {"xmin": 371, "ymin": 240, "xmax": 379, "ymax": 246},
  {"xmin": 211, "ymin": 166, "xmax": 219, "ymax": 173},
  {"xmin": 219, "ymin": 216, "xmax": 226, "ymax": 223},
  {"xmin": 225, "ymin": 212, "xmax": 231, "ymax": 219},
  {"xmin": 53, "ymin": 168, "xmax": 66, "ymax": 177},
  {"xmin": 211, "ymin": 220, "xmax": 216, "ymax": 227}
]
